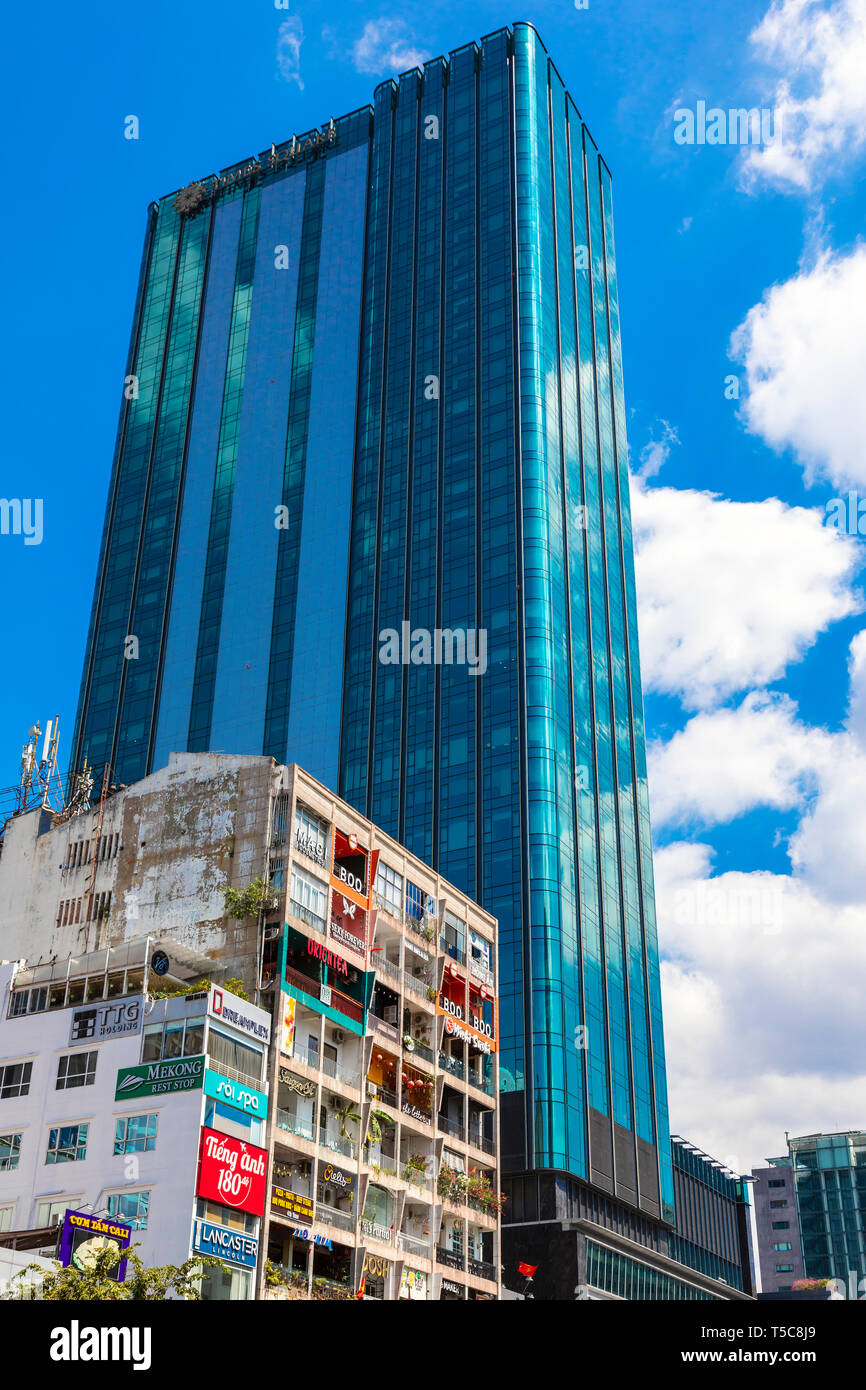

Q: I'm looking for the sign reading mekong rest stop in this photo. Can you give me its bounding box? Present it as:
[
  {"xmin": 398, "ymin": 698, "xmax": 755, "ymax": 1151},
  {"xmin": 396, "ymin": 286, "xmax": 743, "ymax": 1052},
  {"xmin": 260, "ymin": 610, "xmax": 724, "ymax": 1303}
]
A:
[{"xmin": 197, "ymin": 1126, "xmax": 267, "ymax": 1216}]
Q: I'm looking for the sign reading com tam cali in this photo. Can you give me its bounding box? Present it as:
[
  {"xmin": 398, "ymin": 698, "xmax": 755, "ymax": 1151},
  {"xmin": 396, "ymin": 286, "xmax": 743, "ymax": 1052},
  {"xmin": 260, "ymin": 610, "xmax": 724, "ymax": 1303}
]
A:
[
  {"xmin": 208, "ymin": 985, "xmax": 271, "ymax": 1044},
  {"xmin": 197, "ymin": 1126, "xmax": 267, "ymax": 1216}
]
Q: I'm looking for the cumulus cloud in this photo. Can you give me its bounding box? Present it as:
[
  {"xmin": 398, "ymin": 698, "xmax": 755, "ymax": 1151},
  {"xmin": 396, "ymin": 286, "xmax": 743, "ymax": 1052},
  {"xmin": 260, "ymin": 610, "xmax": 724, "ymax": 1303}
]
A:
[
  {"xmin": 741, "ymin": 0, "xmax": 866, "ymax": 193},
  {"xmin": 648, "ymin": 690, "xmax": 832, "ymax": 828},
  {"xmin": 656, "ymin": 840, "xmax": 866, "ymax": 1168},
  {"xmin": 655, "ymin": 629, "xmax": 866, "ymax": 1167},
  {"xmin": 636, "ymin": 419, "xmax": 679, "ymax": 480},
  {"xmin": 349, "ymin": 19, "xmax": 429, "ymax": 76},
  {"xmin": 277, "ymin": 16, "xmax": 304, "ymax": 89},
  {"xmin": 731, "ymin": 243, "xmax": 866, "ymax": 491},
  {"xmin": 632, "ymin": 477, "xmax": 860, "ymax": 709}
]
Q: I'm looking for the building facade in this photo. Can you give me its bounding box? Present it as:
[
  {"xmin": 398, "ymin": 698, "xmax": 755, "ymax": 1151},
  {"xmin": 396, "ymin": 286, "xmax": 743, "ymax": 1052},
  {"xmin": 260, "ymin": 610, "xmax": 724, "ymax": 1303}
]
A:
[
  {"xmin": 0, "ymin": 758, "xmax": 500, "ymax": 1299},
  {"xmin": 68, "ymin": 23, "xmax": 674, "ymax": 1288},
  {"xmin": 669, "ymin": 1136, "xmax": 753, "ymax": 1295},
  {"xmin": 752, "ymin": 1133, "xmax": 866, "ymax": 1296}
]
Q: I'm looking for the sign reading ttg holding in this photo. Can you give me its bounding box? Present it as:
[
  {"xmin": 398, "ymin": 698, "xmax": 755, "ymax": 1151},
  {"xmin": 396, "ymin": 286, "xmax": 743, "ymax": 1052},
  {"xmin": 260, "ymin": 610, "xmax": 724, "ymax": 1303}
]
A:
[{"xmin": 69, "ymin": 996, "xmax": 142, "ymax": 1045}]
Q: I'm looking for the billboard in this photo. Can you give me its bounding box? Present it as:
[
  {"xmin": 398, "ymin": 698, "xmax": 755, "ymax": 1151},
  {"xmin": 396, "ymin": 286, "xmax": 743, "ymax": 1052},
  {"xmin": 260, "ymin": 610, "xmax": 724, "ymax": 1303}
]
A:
[
  {"xmin": 203, "ymin": 1068, "xmax": 268, "ymax": 1120},
  {"xmin": 196, "ymin": 1127, "xmax": 267, "ymax": 1216},
  {"xmin": 329, "ymin": 889, "xmax": 366, "ymax": 956},
  {"xmin": 69, "ymin": 996, "xmax": 142, "ymax": 1045},
  {"xmin": 59, "ymin": 1209, "xmax": 132, "ymax": 1281},
  {"xmin": 115, "ymin": 1055, "xmax": 205, "ymax": 1100}
]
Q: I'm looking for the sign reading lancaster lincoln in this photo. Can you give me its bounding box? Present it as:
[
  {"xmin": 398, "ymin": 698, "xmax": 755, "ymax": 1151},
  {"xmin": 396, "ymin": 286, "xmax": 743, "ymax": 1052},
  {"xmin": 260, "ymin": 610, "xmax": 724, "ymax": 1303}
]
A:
[
  {"xmin": 197, "ymin": 1127, "xmax": 267, "ymax": 1216},
  {"xmin": 208, "ymin": 986, "xmax": 271, "ymax": 1044}
]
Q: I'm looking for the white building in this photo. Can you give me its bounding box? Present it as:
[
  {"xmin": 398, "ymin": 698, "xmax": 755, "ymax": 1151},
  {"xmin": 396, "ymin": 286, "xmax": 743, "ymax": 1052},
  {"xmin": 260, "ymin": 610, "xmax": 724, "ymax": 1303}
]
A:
[{"xmin": 0, "ymin": 942, "xmax": 270, "ymax": 1299}]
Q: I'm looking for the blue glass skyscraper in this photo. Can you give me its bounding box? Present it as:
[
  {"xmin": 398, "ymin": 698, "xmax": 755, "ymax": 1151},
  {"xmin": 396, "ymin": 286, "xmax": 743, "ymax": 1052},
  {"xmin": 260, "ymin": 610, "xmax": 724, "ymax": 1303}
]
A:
[{"xmin": 72, "ymin": 24, "xmax": 684, "ymax": 1292}]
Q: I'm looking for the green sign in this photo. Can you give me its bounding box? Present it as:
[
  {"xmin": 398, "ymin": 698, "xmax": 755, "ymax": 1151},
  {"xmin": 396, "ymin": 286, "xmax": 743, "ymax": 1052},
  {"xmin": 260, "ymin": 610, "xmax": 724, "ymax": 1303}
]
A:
[{"xmin": 115, "ymin": 1055, "xmax": 205, "ymax": 1100}]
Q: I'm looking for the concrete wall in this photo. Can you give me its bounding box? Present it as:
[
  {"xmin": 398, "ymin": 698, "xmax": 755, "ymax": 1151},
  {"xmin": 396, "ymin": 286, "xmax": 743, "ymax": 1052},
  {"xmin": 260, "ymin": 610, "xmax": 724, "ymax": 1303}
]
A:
[{"xmin": 0, "ymin": 752, "xmax": 281, "ymax": 986}]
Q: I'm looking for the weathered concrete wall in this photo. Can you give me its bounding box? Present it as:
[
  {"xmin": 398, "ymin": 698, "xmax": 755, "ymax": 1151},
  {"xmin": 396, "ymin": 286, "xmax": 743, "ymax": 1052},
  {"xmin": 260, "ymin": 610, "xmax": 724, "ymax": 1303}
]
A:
[{"xmin": 0, "ymin": 752, "xmax": 280, "ymax": 987}]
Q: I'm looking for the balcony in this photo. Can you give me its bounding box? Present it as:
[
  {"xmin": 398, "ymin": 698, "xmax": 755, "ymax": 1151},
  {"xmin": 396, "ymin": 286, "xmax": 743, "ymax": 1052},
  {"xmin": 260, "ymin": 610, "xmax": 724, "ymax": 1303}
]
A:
[
  {"xmin": 405, "ymin": 914, "xmax": 436, "ymax": 948},
  {"xmin": 436, "ymin": 1246, "xmax": 466, "ymax": 1271},
  {"xmin": 440, "ymin": 940, "xmax": 466, "ymax": 966},
  {"xmin": 207, "ymin": 1055, "xmax": 267, "ymax": 1091},
  {"xmin": 468, "ymin": 1257, "xmax": 497, "ymax": 1283},
  {"xmin": 466, "ymin": 1068, "xmax": 495, "ymax": 1097},
  {"xmin": 398, "ymin": 1231, "xmax": 432, "ymax": 1259},
  {"xmin": 319, "ymin": 1052, "xmax": 360, "ymax": 1090},
  {"xmin": 438, "ymin": 1115, "xmax": 466, "ymax": 1142},
  {"xmin": 318, "ymin": 1127, "xmax": 357, "ymax": 1159},
  {"xmin": 369, "ymin": 1084, "xmax": 398, "ymax": 1110},
  {"xmin": 468, "ymin": 1132, "xmax": 496, "ymax": 1157},
  {"xmin": 316, "ymin": 1202, "xmax": 355, "ymax": 1234},
  {"xmin": 403, "ymin": 971, "xmax": 434, "ymax": 999},
  {"xmin": 288, "ymin": 900, "xmax": 327, "ymax": 935},
  {"xmin": 438, "ymin": 1051, "xmax": 465, "ymax": 1082},
  {"xmin": 403, "ymin": 1038, "xmax": 434, "ymax": 1065},
  {"xmin": 374, "ymin": 954, "xmax": 402, "ymax": 985},
  {"xmin": 284, "ymin": 965, "xmax": 364, "ymax": 1025},
  {"xmin": 276, "ymin": 1109, "xmax": 315, "ymax": 1142}
]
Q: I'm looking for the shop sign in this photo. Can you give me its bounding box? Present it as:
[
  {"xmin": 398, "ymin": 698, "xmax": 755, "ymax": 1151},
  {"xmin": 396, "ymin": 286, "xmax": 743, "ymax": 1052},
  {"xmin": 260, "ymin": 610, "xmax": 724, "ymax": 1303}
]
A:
[
  {"xmin": 204, "ymin": 1067, "xmax": 268, "ymax": 1119},
  {"xmin": 440, "ymin": 1277, "xmax": 462, "ymax": 1297},
  {"xmin": 193, "ymin": 1218, "xmax": 258, "ymax": 1269},
  {"xmin": 444, "ymin": 1014, "xmax": 492, "ymax": 1056},
  {"xmin": 69, "ymin": 996, "xmax": 142, "ymax": 1045},
  {"xmin": 271, "ymin": 1186, "xmax": 315, "ymax": 1225},
  {"xmin": 331, "ymin": 828, "xmax": 370, "ymax": 909},
  {"xmin": 400, "ymin": 1268, "xmax": 427, "ymax": 1300},
  {"xmin": 363, "ymin": 1252, "xmax": 390, "ymax": 1279},
  {"xmin": 197, "ymin": 1126, "xmax": 267, "ymax": 1216},
  {"xmin": 294, "ymin": 1229, "xmax": 332, "ymax": 1249},
  {"xmin": 361, "ymin": 1218, "xmax": 392, "ymax": 1243},
  {"xmin": 401, "ymin": 1101, "xmax": 431, "ymax": 1125},
  {"xmin": 320, "ymin": 1161, "xmax": 355, "ymax": 1196},
  {"xmin": 60, "ymin": 1209, "xmax": 132, "ymax": 1281},
  {"xmin": 330, "ymin": 889, "xmax": 366, "ymax": 956},
  {"xmin": 279, "ymin": 1067, "xmax": 315, "ymax": 1098},
  {"xmin": 115, "ymin": 1054, "xmax": 205, "ymax": 1100},
  {"xmin": 208, "ymin": 987, "xmax": 271, "ymax": 1044},
  {"xmin": 280, "ymin": 993, "xmax": 296, "ymax": 1056},
  {"xmin": 307, "ymin": 938, "xmax": 350, "ymax": 977}
]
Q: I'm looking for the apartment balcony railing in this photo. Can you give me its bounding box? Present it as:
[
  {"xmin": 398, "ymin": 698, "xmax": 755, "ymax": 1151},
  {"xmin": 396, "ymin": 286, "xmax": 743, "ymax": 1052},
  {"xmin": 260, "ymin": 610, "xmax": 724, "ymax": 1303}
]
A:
[
  {"xmin": 398, "ymin": 1232, "xmax": 432, "ymax": 1259},
  {"xmin": 288, "ymin": 900, "xmax": 327, "ymax": 935},
  {"xmin": 468, "ymin": 1257, "xmax": 497, "ymax": 1282},
  {"xmin": 369, "ymin": 1084, "xmax": 398, "ymax": 1110},
  {"xmin": 316, "ymin": 1202, "xmax": 355, "ymax": 1234},
  {"xmin": 404, "ymin": 1039, "xmax": 434, "ymax": 1065},
  {"xmin": 436, "ymin": 1246, "xmax": 466, "ymax": 1271},
  {"xmin": 403, "ymin": 970, "xmax": 434, "ymax": 998},
  {"xmin": 207, "ymin": 1056, "xmax": 267, "ymax": 1091},
  {"xmin": 438, "ymin": 1115, "xmax": 466, "ymax": 1142},
  {"xmin": 319, "ymin": 1052, "xmax": 360, "ymax": 1090},
  {"xmin": 374, "ymin": 955, "xmax": 402, "ymax": 985},
  {"xmin": 318, "ymin": 1128, "xmax": 357, "ymax": 1159},
  {"xmin": 372, "ymin": 891, "xmax": 403, "ymax": 924},
  {"xmin": 468, "ymin": 957, "xmax": 494, "ymax": 987},
  {"xmin": 405, "ymin": 913, "xmax": 436, "ymax": 947},
  {"xmin": 276, "ymin": 1109, "xmax": 315, "ymax": 1142},
  {"xmin": 438, "ymin": 1051, "xmax": 465, "ymax": 1082},
  {"xmin": 468, "ymin": 1132, "xmax": 496, "ymax": 1156},
  {"xmin": 466, "ymin": 1068, "xmax": 495, "ymax": 1097},
  {"xmin": 284, "ymin": 965, "xmax": 364, "ymax": 1025}
]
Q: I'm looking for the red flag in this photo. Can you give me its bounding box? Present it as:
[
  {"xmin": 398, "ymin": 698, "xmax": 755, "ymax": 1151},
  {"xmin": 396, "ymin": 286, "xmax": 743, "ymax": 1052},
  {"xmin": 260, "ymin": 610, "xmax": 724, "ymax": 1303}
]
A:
[
  {"xmin": 356, "ymin": 1271, "xmax": 366, "ymax": 1300},
  {"xmin": 518, "ymin": 1262, "xmax": 538, "ymax": 1278}
]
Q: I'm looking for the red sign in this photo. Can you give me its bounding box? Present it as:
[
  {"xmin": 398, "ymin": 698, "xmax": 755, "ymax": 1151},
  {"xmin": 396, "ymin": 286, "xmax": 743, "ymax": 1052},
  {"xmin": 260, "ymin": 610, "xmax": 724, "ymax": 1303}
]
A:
[
  {"xmin": 330, "ymin": 888, "xmax": 366, "ymax": 956},
  {"xmin": 197, "ymin": 1127, "xmax": 267, "ymax": 1216}
]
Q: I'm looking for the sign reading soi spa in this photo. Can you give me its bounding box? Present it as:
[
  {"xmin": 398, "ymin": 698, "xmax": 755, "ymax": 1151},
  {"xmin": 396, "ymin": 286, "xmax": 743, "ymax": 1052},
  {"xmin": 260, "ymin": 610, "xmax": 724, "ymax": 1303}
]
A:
[
  {"xmin": 197, "ymin": 1127, "xmax": 267, "ymax": 1216},
  {"xmin": 204, "ymin": 1067, "xmax": 268, "ymax": 1120}
]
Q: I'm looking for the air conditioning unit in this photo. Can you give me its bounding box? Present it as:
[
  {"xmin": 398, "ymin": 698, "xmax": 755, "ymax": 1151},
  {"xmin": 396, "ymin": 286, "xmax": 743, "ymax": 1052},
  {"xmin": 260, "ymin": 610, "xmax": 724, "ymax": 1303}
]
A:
[
  {"xmin": 329, "ymin": 1094, "xmax": 343, "ymax": 1109},
  {"xmin": 331, "ymin": 1029, "xmax": 346, "ymax": 1044},
  {"xmin": 384, "ymin": 1005, "xmax": 398, "ymax": 1024},
  {"xmin": 367, "ymin": 1082, "xmax": 378, "ymax": 1098}
]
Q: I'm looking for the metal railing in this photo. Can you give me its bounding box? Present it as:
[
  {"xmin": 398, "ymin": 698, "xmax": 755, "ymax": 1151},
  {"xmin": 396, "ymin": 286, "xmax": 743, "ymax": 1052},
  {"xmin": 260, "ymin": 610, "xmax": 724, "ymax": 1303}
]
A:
[
  {"xmin": 288, "ymin": 900, "xmax": 327, "ymax": 935},
  {"xmin": 398, "ymin": 1232, "xmax": 432, "ymax": 1258},
  {"xmin": 375, "ymin": 955, "xmax": 402, "ymax": 983},
  {"xmin": 468, "ymin": 1257, "xmax": 497, "ymax": 1282},
  {"xmin": 438, "ymin": 1051, "xmax": 465, "ymax": 1081},
  {"xmin": 403, "ymin": 970, "xmax": 434, "ymax": 997},
  {"xmin": 207, "ymin": 1055, "xmax": 267, "ymax": 1091},
  {"xmin": 318, "ymin": 1127, "xmax": 357, "ymax": 1159},
  {"xmin": 276, "ymin": 1109, "xmax": 315, "ymax": 1142},
  {"xmin": 316, "ymin": 1202, "xmax": 355, "ymax": 1233},
  {"xmin": 436, "ymin": 1246, "xmax": 465, "ymax": 1271},
  {"xmin": 438, "ymin": 1115, "xmax": 466, "ymax": 1142}
]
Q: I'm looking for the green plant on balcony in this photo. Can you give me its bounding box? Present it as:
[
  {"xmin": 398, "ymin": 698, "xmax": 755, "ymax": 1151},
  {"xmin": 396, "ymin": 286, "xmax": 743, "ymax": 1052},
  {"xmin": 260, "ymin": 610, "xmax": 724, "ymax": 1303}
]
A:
[
  {"xmin": 437, "ymin": 1164, "xmax": 470, "ymax": 1203},
  {"xmin": 403, "ymin": 1152, "xmax": 429, "ymax": 1186},
  {"xmin": 221, "ymin": 877, "xmax": 278, "ymax": 920},
  {"xmin": 466, "ymin": 1171, "xmax": 507, "ymax": 1216},
  {"xmin": 425, "ymin": 985, "xmax": 437, "ymax": 1001},
  {"xmin": 365, "ymin": 1105, "xmax": 396, "ymax": 1147},
  {"xmin": 333, "ymin": 1102, "xmax": 361, "ymax": 1140}
]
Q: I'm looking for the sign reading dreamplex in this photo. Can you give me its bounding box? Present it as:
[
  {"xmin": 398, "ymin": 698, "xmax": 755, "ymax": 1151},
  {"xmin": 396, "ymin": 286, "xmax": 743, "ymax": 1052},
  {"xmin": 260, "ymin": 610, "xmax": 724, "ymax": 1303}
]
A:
[
  {"xmin": 208, "ymin": 986, "xmax": 271, "ymax": 1044},
  {"xmin": 69, "ymin": 997, "xmax": 142, "ymax": 1045}
]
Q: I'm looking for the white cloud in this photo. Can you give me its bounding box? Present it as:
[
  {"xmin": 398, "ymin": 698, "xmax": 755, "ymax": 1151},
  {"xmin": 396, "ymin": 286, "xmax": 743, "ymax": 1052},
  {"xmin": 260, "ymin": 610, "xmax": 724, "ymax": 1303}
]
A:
[
  {"xmin": 656, "ymin": 840, "xmax": 866, "ymax": 1169},
  {"xmin": 648, "ymin": 691, "xmax": 831, "ymax": 828},
  {"xmin": 636, "ymin": 419, "xmax": 679, "ymax": 480},
  {"xmin": 350, "ymin": 19, "xmax": 429, "ymax": 77},
  {"xmin": 731, "ymin": 243, "xmax": 866, "ymax": 491},
  {"xmin": 277, "ymin": 16, "xmax": 304, "ymax": 89},
  {"xmin": 741, "ymin": 0, "xmax": 866, "ymax": 193},
  {"xmin": 632, "ymin": 476, "xmax": 860, "ymax": 709}
]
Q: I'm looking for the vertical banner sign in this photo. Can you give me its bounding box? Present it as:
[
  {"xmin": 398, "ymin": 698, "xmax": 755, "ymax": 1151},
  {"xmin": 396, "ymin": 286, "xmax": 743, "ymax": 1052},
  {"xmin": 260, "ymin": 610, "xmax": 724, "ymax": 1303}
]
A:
[{"xmin": 280, "ymin": 991, "xmax": 296, "ymax": 1056}]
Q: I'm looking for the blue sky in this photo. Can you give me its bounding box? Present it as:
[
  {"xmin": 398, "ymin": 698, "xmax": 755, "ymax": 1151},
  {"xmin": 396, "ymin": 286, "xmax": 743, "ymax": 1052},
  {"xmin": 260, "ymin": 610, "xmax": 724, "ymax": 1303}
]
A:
[{"xmin": 2, "ymin": 0, "xmax": 866, "ymax": 1172}]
